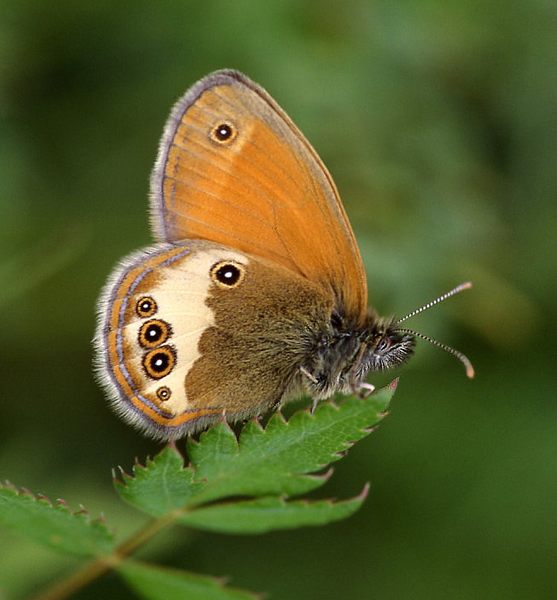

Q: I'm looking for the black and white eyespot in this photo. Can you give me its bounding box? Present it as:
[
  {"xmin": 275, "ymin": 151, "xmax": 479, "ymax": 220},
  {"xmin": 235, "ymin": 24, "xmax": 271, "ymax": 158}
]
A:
[
  {"xmin": 156, "ymin": 386, "xmax": 171, "ymax": 402},
  {"xmin": 209, "ymin": 260, "xmax": 246, "ymax": 289},
  {"xmin": 142, "ymin": 345, "xmax": 176, "ymax": 380},
  {"xmin": 136, "ymin": 296, "xmax": 157, "ymax": 318},
  {"xmin": 138, "ymin": 319, "xmax": 172, "ymax": 349},
  {"xmin": 209, "ymin": 121, "xmax": 237, "ymax": 145}
]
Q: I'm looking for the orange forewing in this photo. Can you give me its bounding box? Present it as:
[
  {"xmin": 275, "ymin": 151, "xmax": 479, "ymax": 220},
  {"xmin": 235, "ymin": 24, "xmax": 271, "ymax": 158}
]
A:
[{"xmin": 150, "ymin": 70, "xmax": 368, "ymax": 323}]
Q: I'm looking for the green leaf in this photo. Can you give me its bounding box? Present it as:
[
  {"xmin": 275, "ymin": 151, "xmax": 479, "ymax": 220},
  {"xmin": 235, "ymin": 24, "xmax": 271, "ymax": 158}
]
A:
[
  {"xmin": 177, "ymin": 486, "xmax": 369, "ymax": 534},
  {"xmin": 0, "ymin": 483, "xmax": 114, "ymax": 557},
  {"xmin": 116, "ymin": 381, "xmax": 395, "ymax": 520},
  {"xmin": 115, "ymin": 447, "xmax": 203, "ymax": 517},
  {"xmin": 118, "ymin": 560, "xmax": 259, "ymax": 600},
  {"xmin": 188, "ymin": 420, "xmax": 329, "ymax": 500},
  {"xmin": 188, "ymin": 382, "xmax": 395, "ymax": 503}
]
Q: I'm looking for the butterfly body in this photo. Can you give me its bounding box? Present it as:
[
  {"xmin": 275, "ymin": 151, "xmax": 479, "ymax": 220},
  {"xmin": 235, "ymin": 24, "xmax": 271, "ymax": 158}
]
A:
[{"xmin": 95, "ymin": 69, "xmax": 418, "ymax": 441}]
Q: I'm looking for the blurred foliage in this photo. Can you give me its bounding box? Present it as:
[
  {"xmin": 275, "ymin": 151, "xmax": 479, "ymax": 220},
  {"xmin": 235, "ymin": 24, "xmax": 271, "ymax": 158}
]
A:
[{"xmin": 0, "ymin": 1, "xmax": 556, "ymax": 598}]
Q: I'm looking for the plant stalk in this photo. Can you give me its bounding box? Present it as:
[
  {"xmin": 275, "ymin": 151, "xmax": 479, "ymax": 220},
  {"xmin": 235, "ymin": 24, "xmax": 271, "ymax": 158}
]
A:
[{"xmin": 29, "ymin": 513, "xmax": 177, "ymax": 600}]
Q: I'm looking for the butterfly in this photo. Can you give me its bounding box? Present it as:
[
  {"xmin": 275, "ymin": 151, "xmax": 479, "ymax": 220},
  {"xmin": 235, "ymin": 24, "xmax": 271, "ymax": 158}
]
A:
[{"xmin": 94, "ymin": 69, "xmax": 473, "ymax": 441}]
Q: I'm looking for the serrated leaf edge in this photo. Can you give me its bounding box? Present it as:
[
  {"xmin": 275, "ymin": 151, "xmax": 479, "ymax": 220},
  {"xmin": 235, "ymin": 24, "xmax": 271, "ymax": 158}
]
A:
[{"xmin": 0, "ymin": 480, "xmax": 109, "ymax": 528}]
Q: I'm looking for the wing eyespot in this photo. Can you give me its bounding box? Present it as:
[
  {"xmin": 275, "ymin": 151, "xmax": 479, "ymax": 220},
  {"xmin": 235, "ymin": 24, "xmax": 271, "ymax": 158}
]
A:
[
  {"xmin": 136, "ymin": 296, "xmax": 157, "ymax": 318},
  {"xmin": 209, "ymin": 121, "xmax": 237, "ymax": 145},
  {"xmin": 156, "ymin": 386, "xmax": 171, "ymax": 402},
  {"xmin": 142, "ymin": 345, "xmax": 176, "ymax": 379},
  {"xmin": 209, "ymin": 261, "xmax": 246, "ymax": 289},
  {"xmin": 138, "ymin": 319, "xmax": 172, "ymax": 349}
]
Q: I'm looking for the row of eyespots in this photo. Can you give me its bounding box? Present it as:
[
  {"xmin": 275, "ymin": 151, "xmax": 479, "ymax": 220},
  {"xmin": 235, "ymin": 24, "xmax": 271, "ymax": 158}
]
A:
[{"xmin": 135, "ymin": 296, "xmax": 175, "ymax": 399}]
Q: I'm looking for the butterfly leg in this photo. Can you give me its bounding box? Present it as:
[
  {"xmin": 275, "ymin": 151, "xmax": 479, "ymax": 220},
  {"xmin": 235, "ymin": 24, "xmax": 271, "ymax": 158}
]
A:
[
  {"xmin": 354, "ymin": 381, "xmax": 375, "ymax": 399},
  {"xmin": 311, "ymin": 397, "xmax": 320, "ymax": 414},
  {"xmin": 300, "ymin": 365, "xmax": 319, "ymax": 384},
  {"xmin": 300, "ymin": 366, "xmax": 322, "ymax": 414}
]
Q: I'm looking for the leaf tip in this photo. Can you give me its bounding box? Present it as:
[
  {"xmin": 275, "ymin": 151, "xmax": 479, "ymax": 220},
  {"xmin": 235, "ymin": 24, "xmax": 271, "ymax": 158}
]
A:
[
  {"xmin": 358, "ymin": 482, "xmax": 371, "ymax": 502},
  {"xmin": 320, "ymin": 467, "xmax": 335, "ymax": 483},
  {"xmin": 247, "ymin": 416, "xmax": 265, "ymax": 431},
  {"xmin": 75, "ymin": 504, "xmax": 89, "ymax": 516},
  {"xmin": 274, "ymin": 410, "xmax": 288, "ymax": 424},
  {"xmin": 112, "ymin": 465, "xmax": 131, "ymax": 485}
]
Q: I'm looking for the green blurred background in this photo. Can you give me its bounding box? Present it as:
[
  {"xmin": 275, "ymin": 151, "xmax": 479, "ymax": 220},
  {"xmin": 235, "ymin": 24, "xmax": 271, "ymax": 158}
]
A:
[{"xmin": 1, "ymin": 1, "xmax": 556, "ymax": 598}]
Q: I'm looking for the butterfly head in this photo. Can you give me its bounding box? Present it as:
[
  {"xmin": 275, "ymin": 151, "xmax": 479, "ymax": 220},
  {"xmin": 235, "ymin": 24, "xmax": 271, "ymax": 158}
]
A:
[
  {"xmin": 299, "ymin": 312, "xmax": 414, "ymax": 399},
  {"xmin": 365, "ymin": 317, "xmax": 416, "ymax": 373},
  {"xmin": 300, "ymin": 282, "xmax": 474, "ymax": 400},
  {"xmin": 362, "ymin": 282, "xmax": 475, "ymax": 380}
]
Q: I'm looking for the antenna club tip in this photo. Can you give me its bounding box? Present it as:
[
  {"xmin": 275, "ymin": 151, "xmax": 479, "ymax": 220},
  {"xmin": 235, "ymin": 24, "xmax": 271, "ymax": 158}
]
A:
[
  {"xmin": 465, "ymin": 365, "xmax": 475, "ymax": 379},
  {"xmin": 461, "ymin": 281, "xmax": 473, "ymax": 290}
]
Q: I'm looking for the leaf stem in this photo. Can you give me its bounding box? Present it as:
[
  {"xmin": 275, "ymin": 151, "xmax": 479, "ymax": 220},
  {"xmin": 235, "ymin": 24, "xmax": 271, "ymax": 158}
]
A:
[{"xmin": 29, "ymin": 513, "xmax": 177, "ymax": 600}]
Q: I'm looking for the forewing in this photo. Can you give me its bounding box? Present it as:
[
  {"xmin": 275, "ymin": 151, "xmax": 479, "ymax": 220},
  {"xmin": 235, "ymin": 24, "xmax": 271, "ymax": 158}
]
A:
[{"xmin": 150, "ymin": 70, "xmax": 367, "ymax": 322}]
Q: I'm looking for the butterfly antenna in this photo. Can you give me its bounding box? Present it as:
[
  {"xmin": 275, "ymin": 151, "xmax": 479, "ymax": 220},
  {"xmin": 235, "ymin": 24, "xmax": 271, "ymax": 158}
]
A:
[
  {"xmin": 395, "ymin": 328, "xmax": 475, "ymax": 379},
  {"xmin": 394, "ymin": 282, "xmax": 474, "ymax": 378},
  {"xmin": 396, "ymin": 282, "xmax": 472, "ymax": 324}
]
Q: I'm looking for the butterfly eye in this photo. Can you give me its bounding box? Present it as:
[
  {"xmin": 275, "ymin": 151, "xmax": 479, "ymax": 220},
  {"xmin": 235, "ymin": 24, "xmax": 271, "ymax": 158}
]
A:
[
  {"xmin": 136, "ymin": 296, "xmax": 157, "ymax": 318},
  {"xmin": 210, "ymin": 121, "xmax": 237, "ymax": 145},
  {"xmin": 210, "ymin": 261, "xmax": 246, "ymax": 289},
  {"xmin": 138, "ymin": 319, "xmax": 171, "ymax": 349},
  {"xmin": 376, "ymin": 336, "xmax": 392, "ymax": 354},
  {"xmin": 142, "ymin": 346, "xmax": 176, "ymax": 379}
]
